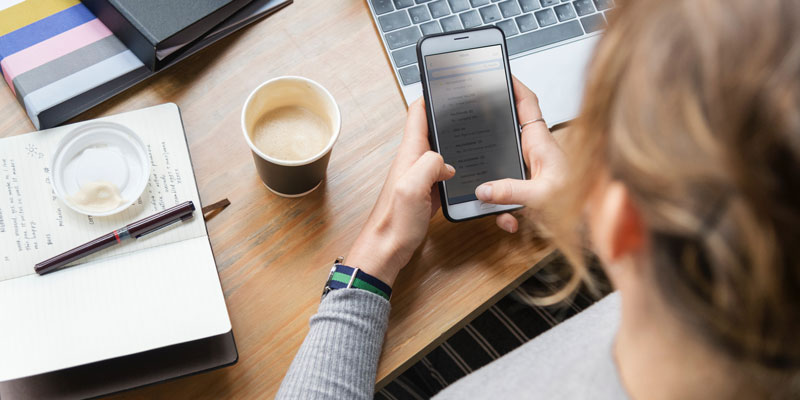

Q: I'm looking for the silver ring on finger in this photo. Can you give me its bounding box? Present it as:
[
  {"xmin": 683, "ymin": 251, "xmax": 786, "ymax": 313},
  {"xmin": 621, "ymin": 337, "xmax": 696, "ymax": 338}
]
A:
[{"xmin": 519, "ymin": 118, "xmax": 546, "ymax": 131}]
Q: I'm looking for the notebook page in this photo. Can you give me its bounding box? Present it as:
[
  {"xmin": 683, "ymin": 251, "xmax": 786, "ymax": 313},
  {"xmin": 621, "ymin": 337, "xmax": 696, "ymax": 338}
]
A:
[
  {"xmin": 0, "ymin": 103, "xmax": 206, "ymax": 282},
  {"xmin": 0, "ymin": 236, "xmax": 231, "ymax": 381}
]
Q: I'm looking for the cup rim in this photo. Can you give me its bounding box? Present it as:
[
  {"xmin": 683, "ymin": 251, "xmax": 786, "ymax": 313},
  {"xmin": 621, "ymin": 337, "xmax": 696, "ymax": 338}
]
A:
[
  {"xmin": 50, "ymin": 121, "xmax": 150, "ymax": 217},
  {"xmin": 241, "ymin": 76, "xmax": 342, "ymax": 167}
]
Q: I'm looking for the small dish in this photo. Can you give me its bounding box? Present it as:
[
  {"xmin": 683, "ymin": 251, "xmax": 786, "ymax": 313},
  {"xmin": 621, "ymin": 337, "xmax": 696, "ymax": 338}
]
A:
[{"xmin": 50, "ymin": 122, "xmax": 150, "ymax": 216}]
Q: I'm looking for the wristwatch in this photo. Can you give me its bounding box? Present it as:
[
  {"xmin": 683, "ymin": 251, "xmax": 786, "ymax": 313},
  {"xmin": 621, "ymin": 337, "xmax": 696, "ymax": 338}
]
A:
[{"xmin": 322, "ymin": 257, "xmax": 392, "ymax": 301}]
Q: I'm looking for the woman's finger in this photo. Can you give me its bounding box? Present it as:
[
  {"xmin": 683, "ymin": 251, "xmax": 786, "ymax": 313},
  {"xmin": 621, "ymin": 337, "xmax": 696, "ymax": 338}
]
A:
[
  {"xmin": 439, "ymin": 163, "xmax": 456, "ymax": 181},
  {"xmin": 521, "ymin": 121, "xmax": 560, "ymax": 172},
  {"xmin": 405, "ymin": 151, "xmax": 454, "ymax": 197},
  {"xmin": 398, "ymin": 98, "xmax": 431, "ymax": 161},
  {"xmin": 512, "ymin": 76, "xmax": 543, "ymax": 124},
  {"xmin": 511, "ymin": 76, "xmax": 552, "ymax": 167},
  {"xmin": 495, "ymin": 213, "xmax": 519, "ymax": 233}
]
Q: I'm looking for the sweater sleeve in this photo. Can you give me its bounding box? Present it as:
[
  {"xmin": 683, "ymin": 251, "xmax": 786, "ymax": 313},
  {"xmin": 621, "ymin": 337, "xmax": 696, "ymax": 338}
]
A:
[{"xmin": 276, "ymin": 289, "xmax": 391, "ymax": 400}]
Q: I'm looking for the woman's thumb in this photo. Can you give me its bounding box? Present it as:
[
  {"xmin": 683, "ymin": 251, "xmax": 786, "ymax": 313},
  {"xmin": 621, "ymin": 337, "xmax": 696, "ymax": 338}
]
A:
[{"xmin": 475, "ymin": 179, "xmax": 534, "ymax": 205}]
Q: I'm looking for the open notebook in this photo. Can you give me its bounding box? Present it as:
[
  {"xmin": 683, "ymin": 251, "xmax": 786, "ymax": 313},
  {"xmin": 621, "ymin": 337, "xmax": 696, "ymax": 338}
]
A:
[{"xmin": 0, "ymin": 103, "xmax": 232, "ymax": 382}]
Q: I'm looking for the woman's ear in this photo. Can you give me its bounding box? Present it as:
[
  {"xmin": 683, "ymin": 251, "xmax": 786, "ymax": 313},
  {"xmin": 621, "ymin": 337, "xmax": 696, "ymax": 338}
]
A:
[{"xmin": 589, "ymin": 181, "xmax": 646, "ymax": 266}]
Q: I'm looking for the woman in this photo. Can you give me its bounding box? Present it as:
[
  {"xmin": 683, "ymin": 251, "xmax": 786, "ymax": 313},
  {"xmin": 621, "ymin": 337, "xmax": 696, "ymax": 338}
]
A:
[{"xmin": 278, "ymin": 0, "xmax": 800, "ymax": 398}]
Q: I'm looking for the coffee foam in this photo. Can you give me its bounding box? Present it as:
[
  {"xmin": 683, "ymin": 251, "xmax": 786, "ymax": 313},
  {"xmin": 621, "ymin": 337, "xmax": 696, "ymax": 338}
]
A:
[
  {"xmin": 251, "ymin": 106, "xmax": 331, "ymax": 161},
  {"xmin": 244, "ymin": 79, "xmax": 338, "ymax": 162}
]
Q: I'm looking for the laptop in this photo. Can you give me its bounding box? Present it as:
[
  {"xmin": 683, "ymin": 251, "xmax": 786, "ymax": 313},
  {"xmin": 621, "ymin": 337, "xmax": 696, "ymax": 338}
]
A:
[{"xmin": 367, "ymin": 0, "xmax": 616, "ymax": 127}]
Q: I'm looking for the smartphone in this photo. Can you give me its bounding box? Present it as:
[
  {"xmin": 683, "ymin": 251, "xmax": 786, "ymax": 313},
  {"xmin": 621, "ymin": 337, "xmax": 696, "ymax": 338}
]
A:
[{"xmin": 417, "ymin": 27, "xmax": 526, "ymax": 222}]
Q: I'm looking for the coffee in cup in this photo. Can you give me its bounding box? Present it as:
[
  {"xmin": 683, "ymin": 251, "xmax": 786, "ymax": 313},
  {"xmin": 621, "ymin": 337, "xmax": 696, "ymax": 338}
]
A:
[
  {"xmin": 242, "ymin": 76, "xmax": 341, "ymax": 197},
  {"xmin": 250, "ymin": 105, "xmax": 331, "ymax": 162}
]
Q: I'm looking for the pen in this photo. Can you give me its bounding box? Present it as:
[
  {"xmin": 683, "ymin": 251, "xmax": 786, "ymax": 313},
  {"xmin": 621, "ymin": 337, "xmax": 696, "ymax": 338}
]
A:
[{"xmin": 34, "ymin": 201, "xmax": 196, "ymax": 276}]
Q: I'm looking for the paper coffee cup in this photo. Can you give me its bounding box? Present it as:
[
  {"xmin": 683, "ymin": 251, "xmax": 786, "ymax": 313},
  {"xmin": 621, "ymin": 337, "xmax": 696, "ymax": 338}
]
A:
[{"xmin": 241, "ymin": 76, "xmax": 341, "ymax": 197}]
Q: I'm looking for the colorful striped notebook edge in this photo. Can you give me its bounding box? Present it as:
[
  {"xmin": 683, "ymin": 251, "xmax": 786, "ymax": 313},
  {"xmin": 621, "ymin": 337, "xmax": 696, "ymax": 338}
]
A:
[
  {"xmin": 0, "ymin": 0, "xmax": 293, "ymax": 130},
  {"xmin": 0, "ymin": 0, "xmax": 143, "ymax": 129}
]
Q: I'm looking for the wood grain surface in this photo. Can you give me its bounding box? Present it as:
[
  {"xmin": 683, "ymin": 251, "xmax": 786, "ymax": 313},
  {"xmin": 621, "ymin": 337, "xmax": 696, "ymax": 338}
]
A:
[{"xmin": 0, "ymin": 1, "xmax": 554, "ymax": 398}]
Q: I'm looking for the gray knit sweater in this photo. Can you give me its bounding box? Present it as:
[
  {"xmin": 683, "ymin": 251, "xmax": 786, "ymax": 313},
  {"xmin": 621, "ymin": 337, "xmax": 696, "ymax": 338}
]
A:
[{"xmin": 276, "ymin": 290, "xmax": 627, "ymax": 399}]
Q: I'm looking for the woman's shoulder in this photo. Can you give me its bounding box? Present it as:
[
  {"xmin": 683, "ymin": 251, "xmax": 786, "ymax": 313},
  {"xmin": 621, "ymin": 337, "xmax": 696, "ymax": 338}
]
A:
[{"xmin": 434, "ymin": 292, "xmax": 628, "ymax": 399}]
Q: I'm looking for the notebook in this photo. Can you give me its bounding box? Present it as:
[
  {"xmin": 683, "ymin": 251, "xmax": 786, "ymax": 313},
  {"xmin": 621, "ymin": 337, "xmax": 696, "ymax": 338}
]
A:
[
  {"xmin": 0, "ymin": 103, "xmax": 233, "ymax": 382},
  {"xmin": 82, "ymin": 0, "xmax": 253, "ymax": 70},
  {"xmin": 0, "ymin": 0, "xmax": 292, "ymax": 130}
]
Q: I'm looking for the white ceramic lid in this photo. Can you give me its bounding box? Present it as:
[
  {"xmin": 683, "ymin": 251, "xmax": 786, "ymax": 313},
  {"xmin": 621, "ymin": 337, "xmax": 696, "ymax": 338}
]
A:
[{"xmin": 50, "ymin": 122, "xmax": 150, "ymax": 216}]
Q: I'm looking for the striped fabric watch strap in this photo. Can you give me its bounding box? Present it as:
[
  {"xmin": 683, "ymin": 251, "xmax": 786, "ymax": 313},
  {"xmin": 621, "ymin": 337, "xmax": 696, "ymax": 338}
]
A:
[{"xmin": 326, "ymin": 264, "xmax": 392, "ymax": 301}]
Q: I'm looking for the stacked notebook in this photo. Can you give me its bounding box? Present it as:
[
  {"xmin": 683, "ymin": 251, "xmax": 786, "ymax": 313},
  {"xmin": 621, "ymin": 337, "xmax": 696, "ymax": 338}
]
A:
[
  {"xmin": 0, "ymin": 0, "xmax": 291, "ymax": 130},
  {"xmin": 82, "ymin": 0, "xmax": 253, "ymax": 70}
]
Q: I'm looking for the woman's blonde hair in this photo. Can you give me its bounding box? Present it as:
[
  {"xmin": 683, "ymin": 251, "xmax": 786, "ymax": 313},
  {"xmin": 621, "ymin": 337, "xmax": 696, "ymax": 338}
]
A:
[{"xmin": 551, "ymin": 0, "xmax": 800, "ymax": 391}]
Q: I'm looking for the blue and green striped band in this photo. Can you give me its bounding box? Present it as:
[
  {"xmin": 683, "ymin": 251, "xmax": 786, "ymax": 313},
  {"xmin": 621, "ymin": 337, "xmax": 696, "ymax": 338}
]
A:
[{"xmin": 324, "ymin": 263, "xmax": 392, "ymax": 301}]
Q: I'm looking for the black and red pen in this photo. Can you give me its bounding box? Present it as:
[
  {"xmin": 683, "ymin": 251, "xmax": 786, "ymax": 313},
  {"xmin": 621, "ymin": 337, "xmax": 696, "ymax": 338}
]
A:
[{"xmin": 34, "ymin": 201, "xmax": 196, "ymax": 275}]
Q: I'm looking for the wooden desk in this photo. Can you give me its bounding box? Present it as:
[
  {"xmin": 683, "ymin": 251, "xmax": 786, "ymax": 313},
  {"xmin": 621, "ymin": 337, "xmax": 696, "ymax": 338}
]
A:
[{"xmin": 0, "ymin": 0, "xmax": 552, "ymax": 397}]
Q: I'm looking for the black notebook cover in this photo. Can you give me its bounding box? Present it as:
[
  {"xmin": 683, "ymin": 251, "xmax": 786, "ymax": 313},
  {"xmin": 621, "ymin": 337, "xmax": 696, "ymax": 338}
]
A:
[
  {"xmin": 33, "ymin": 0, "xmax": 292, "ymax": 130},
  {"xmin": 82, "ymin": 0, "xmax": 253, "ymax": 70},
  {"xmin": 0, "ymin": 331, "xmax": 238, "ymax": 400}
]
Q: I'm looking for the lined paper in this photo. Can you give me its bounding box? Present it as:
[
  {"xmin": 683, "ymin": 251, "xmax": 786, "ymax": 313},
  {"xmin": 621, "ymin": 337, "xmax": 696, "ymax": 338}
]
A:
[
  {"xmin": 0, "ymin": 236, "xmax": 231, "ymax": 381},
  {"xmin": 0, "ymin": 103, "xmax": 206, "ymax": 282}
]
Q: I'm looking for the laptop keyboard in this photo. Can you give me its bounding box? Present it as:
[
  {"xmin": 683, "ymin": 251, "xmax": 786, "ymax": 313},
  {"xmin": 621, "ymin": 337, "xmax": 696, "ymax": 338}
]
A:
[{"xmin": 370, "ymin": 0, "xmax": 615, "ymax": 86}]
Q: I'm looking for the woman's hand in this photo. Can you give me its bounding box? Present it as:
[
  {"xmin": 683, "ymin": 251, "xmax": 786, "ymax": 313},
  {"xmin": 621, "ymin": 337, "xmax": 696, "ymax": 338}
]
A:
[
  {"xmin": 475, "ymin": 77, "xmax": 567, "ymax": 233},
  {"xmin": 347, "ymin": 99, "xmax": 455, "ymax": 287}
]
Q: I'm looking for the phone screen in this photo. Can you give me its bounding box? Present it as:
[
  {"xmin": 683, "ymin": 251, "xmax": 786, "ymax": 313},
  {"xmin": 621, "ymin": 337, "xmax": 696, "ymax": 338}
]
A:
[{"xmin": 425, "ymin": 45, "xmax": 523, "ymax": 205}]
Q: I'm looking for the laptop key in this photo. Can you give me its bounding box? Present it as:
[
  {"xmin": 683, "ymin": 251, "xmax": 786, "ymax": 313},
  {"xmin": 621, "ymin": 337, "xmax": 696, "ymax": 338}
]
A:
[
  {"xmin": 479, "ymin": 5, "xmax": 502, "ymax": 23},
  {"xmin": 448, "ymin": 0, "xmax": 470, "ymax": 12},
  {"xmin": 592, "ymin": 0, "xmax": 612, "ymax": 11},
  {"xmin": 399, "ymin": 64, "xmax": 421, "ymax": 85},
  {"xmin": 385, "ymin": 25, "xmax": 422, "ymax": 49},
  {"xmin": 470, "ymin": 0, "xmax": 490, "ymax": 6},
  {"xmin": 534, "ymin": 8, "xmax": 557, "ymax": 26},
  {"xmin": 572, "ymin": 0, "xmax": 594, "ymax": 16},
  {"xmin": 519, "ymin": 0, "xmax": 541, "ymax": 12},
  {"xmin": 371, "ymin": 0, "xmax": 395, "ymax": 15},
  {"xmin": 515, "ymin": 13, "xmax": 538, "ymax": 32},
  {"xmin": 440, "ymin": 15, "xmax": 463, "ymax": 31},
  {"xmin": 416, "ymin": 0, "xmax": 433, "ymax": 3},
  {"xmin": 580, "ymin": 13, "xmax": 606, "ymax": 33},
  {"xmin": 554, "ymin": 3, "xmax": 576, "ymax": 21},
  {"xmin": 394, "ymin": 0, "xmax": 415, "ymax": 9},
  {"xmin": 421, "ymin": 20, "xmax": 443, "ymax": 34},
  {"xmin": 428, "ymin": 0, "xmax": 451, "ymax": 18},
  {"xmin": 392, "ymin": 46, "xmax": 418, "ymax": 68},
  {"xmin": 409, "ymin": 5, "xmax": 432, "ymax": 23},
  {"xmin": 460, "ymin": 10, "xmax": 482, "ymax": 28},
  {"xmin": 496, "ymin": 19, "xmax": 519, "ymax": 37},
  {"xmin": 540, "ymin": 0, "xmax": 558, "ymax": 7},
  {"xmin": 378, "ymin": 10, "xmax": 412, "ymax": 32},
  {"xmin": 439, "ymin": 15, "xmax": 463, "ymax": 32},
  {"xmin": 506, "ymin": 20, "xmax": 583, "ymax": 55},
  {"xmin": 498, "ymin": 1, "xmax": 521, "ymax": 17}
]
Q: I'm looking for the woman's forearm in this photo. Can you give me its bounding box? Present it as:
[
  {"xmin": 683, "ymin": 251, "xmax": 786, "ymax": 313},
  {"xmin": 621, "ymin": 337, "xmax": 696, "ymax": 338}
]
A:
[{"xmin": 276, "ymin": 289, "xmax": 391, "ymax": 399}]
